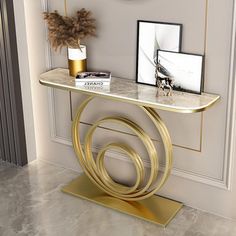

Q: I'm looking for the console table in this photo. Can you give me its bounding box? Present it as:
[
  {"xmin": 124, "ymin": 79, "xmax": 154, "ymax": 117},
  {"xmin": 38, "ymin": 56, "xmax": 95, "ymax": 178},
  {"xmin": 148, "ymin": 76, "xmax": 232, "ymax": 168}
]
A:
[{"xmin": 40, "ymin": 68, "xmax": 220, "ymax": 226}]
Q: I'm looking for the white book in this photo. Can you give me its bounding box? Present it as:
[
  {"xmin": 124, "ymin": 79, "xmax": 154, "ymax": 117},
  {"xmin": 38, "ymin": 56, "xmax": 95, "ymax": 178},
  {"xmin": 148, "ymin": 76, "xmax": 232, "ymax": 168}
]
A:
[
  {"xmin": 75, "ymin": 71, "xmax": 111, "ymax": 82},
  {"xmin": 76, "ymin": 83, "xmax": 110, "ymax": 92},
  {"xmin": 75, "ymin": 81, "xmax": 110, "ymax": 86}
]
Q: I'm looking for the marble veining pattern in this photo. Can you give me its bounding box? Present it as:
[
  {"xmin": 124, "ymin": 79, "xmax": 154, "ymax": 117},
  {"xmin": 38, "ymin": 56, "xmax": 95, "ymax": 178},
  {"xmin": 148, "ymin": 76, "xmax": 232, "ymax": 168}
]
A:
[
  {"xmin": 0, "ymin": 160, "xmax": 236, "ymax": 236},
  {"xmin": 40, "ymin": 68, "xmax": 220, "ymax": 113}
]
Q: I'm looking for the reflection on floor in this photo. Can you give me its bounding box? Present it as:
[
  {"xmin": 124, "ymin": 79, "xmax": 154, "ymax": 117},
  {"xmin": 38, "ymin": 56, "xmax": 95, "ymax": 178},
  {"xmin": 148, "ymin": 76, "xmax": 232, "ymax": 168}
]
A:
[{"xmin": 0, "ymin": 160, "xmax": 236, "ymax": 236}]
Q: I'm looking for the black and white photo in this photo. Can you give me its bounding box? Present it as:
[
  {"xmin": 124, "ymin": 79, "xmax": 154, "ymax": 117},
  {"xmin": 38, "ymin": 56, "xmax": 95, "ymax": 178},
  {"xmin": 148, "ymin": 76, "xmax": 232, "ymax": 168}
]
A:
[
  {"xmin": 157, "ymin": 50, "xmax": 204, "ymax": 94},
  {"xmin": 136, "ymin": 20, "xmax": 182, "ymax": 86}
]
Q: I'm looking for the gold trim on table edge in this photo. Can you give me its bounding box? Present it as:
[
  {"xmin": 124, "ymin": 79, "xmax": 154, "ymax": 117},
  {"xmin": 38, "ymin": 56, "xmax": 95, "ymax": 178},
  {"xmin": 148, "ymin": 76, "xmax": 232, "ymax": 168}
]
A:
[{"xmin": 39, "ymin": 79, "xmax": 220, "ymax": 114}]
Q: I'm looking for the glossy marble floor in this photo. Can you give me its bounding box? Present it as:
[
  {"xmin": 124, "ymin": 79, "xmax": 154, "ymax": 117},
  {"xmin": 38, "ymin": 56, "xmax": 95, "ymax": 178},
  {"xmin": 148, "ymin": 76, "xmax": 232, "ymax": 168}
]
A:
[{"xmin": 0, "ymin": 160, "xmax": 236, "ymax": 236}]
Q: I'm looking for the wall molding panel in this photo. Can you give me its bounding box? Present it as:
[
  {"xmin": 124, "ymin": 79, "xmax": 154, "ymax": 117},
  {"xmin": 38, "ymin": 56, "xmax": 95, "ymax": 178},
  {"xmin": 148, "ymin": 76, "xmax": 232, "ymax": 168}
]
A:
[
  {"xmin": 42, "ymin": 0, "xmax": 236, "ymax": 192},
  {"xmin": 223, "ymin": 0, "xmax": 236, "ymax": 190}
]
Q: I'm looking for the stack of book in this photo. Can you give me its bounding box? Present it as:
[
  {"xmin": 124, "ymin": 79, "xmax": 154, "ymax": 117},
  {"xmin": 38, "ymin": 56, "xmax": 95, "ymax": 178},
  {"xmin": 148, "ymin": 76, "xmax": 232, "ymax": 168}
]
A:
[{"xmin": 75, "ymin": 72, "xmax": 111, "ymax": 89}]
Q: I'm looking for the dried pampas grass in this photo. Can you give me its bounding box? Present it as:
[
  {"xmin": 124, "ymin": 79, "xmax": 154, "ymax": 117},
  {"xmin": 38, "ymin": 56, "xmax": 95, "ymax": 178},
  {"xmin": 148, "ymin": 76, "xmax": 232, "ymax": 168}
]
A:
[{"xmin": 43, "ymin": 8, "xmax": 96, "ymax": 51}]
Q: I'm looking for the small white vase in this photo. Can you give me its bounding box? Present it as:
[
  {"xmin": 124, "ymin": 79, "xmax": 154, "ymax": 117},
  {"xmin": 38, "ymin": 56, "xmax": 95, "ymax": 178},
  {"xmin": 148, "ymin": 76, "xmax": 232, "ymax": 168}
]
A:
[{"xmin": 68, "ymin": 46, "xmax": 87, "ymax": 77}]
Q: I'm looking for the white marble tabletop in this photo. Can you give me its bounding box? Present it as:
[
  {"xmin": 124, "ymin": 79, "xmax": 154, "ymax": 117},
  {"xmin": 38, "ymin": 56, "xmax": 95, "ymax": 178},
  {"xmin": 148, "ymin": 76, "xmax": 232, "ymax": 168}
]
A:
[{"xmin": 40, "ymin": 68, "xmax": 220, "ymax": 113}]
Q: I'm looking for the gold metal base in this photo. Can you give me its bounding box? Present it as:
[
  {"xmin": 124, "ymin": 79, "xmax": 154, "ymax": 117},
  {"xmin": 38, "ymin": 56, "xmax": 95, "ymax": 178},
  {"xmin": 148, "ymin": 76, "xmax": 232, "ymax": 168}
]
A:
[
  {"xmin": 68, "ymin": 59, "xmax": 87, "ymax": 77},
  {"xmin": 62, "ymin": 174, "xmax": 183, "ymax": 227}
]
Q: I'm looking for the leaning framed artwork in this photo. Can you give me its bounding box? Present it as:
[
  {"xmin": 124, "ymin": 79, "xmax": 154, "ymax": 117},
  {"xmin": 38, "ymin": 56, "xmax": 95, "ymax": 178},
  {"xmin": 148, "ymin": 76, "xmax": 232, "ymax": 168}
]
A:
[
  {"xmin": 136, "ymin": 20, "xmax": 182, "ymax": 86},
  {"xmin": 157, "ymin": 50, "xmax": 204, "ymax": 94}
]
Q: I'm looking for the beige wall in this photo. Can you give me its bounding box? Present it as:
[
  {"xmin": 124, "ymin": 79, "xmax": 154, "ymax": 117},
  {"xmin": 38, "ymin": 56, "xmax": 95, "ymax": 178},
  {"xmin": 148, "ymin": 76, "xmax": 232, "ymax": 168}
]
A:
[{"xmin": 15, "ymin": 0, "xmax": 236, "ymax": 219}]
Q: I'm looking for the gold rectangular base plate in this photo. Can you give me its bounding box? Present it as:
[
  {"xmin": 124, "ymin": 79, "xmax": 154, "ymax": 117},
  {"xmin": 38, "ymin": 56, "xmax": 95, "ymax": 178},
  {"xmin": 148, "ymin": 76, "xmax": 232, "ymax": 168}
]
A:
[{"xmin": 62, "ymin": 174, "xmax": 183, "ymax": 227}]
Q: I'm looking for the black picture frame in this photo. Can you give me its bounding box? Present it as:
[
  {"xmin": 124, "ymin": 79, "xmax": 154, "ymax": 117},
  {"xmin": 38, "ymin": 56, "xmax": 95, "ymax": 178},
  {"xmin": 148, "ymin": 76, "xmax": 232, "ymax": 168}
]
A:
[
  {"xmin": 157, "ymin": 50, "xmax": 204, "ymax": 94},
  {"xmin": 136, "ymin": 20, "xmax": 183, "ymax": 86}
]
